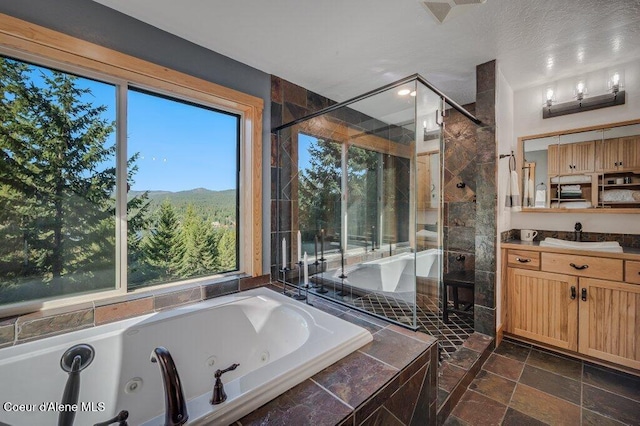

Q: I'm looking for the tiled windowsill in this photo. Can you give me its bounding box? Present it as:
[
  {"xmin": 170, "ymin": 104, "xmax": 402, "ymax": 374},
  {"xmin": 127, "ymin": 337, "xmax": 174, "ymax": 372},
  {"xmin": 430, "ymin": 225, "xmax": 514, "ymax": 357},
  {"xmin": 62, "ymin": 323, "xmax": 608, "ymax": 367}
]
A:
[{"xmin": 0, "ymin": 273, "xmax": 270, "ymax": 348}]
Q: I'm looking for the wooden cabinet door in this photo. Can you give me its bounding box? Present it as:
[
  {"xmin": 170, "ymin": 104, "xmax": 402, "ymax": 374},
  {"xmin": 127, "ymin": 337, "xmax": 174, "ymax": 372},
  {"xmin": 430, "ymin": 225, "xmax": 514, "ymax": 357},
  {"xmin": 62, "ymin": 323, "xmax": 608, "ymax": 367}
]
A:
[
  {"xmin": 558, "ymin": 143, "xmax": 573, "ymax": 174},
  {"xmin": 597, "ymin": 138, "xmax": 619, "ymax": 172},
  {"xmin": 547, "ymin": 144, "xmax": 559, "ymax": 176},
  {"xmin": 506, "ymin": 268, "xmax": 578, "ymax": 351},
  {"xmin": 578, "ymin": 278, "xmax": 640, "ymax": 370},
  {"xmin": 572, "ymin": 141, "xmax": 595, "ymax": 173},
  {"xmin": 618, "ymin": 136, "xmax": 640, "ymax": 171}
]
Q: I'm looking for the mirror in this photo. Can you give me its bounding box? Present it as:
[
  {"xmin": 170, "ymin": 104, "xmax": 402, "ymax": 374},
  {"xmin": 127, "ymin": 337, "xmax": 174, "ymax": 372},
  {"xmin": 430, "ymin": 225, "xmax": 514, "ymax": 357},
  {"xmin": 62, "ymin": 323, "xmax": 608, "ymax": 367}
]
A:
[{"xmin": 519, "ymin": 119, "xmax": 640, "ymax": 211}]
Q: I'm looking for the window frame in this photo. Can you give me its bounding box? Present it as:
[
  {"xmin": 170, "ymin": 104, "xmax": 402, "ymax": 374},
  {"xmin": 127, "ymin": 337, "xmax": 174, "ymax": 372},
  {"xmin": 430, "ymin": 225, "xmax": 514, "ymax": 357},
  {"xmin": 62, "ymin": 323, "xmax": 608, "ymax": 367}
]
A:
[{"xmin": 0, "ymin": 13, "xmax": 263, "ymax": 317}]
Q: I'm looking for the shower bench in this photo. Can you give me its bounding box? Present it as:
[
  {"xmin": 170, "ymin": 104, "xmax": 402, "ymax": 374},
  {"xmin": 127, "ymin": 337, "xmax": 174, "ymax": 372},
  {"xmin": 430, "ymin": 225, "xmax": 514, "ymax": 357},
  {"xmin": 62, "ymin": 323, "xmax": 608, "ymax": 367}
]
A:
[{"xmin": 442, "ymin": 270, "xmax": 475, "ymax": 323}]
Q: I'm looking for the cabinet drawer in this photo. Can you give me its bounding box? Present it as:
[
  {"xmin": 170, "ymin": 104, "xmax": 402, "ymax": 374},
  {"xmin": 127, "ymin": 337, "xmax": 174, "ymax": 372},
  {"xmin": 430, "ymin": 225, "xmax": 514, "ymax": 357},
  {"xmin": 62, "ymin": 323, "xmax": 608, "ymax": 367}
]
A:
[
  {"xmin": 626, "ymin": 261, "xmax": 640, "ymax": 285},
  {"xmin": 541, "ymin": 253, "xmax": 623, "ymax": 281},
  {"xmin": 507, "ymin": 250, "xmax": 540, "ymax": 270}
]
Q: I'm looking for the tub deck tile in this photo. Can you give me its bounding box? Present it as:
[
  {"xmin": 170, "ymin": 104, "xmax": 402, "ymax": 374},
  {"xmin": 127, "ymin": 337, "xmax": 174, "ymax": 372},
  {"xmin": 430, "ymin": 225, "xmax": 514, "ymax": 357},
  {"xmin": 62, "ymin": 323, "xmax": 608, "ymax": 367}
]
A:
[
  {"xmin": 312, "ymin": 350, "xmax": 398, "ymax": 409},
  {"xmin": 359, "ymin": 328, "xmax": 429, "ymax": 369},
  {"xmin": 238, "ymin": 379, "xmax": 351, "ymax": 426}
]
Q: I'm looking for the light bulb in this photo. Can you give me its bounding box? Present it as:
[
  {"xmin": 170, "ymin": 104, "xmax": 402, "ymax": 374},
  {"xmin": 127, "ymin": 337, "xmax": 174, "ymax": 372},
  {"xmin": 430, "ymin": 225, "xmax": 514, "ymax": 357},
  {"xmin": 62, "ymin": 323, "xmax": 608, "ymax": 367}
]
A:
[
  {"xmin": 576, "ymin": 82, "xmax": 585, "ymax": 101},
  {"xmin": 612, "ymin": 73, "xmax": 620, "ymax": 85},
  {"xmin": 410, "ymin": 91, "xmax": 416, "ymax": 97},
  {"xmin": 611, "ymin": 72, "xmax": 620, "ymax": 94},
  {"xmin": 397, "ymin": 89, "xmax": 411, "ymax": 96},
  {"xmin": 545, "ymin": 88, "xmax": 554, "ymax": 107}
]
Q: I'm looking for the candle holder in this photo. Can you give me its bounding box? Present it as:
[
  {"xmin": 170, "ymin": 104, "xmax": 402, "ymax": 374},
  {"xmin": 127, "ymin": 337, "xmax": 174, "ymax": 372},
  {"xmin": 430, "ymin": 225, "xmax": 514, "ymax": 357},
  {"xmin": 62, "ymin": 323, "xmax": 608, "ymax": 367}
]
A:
[
  {"xmin": 312, "ymin": 258, "xmax": 328, "ymax": 294},
  {"xmin": 339, "ymin": 248, "xmax": 348, "ymax": 279},
  {"xmin": 279, "ymin": 266, "xmax": 291, "ymax": 295},
  {"xmin": 293, "ymin": 261, "xmax": 306, "ymax": 301}
]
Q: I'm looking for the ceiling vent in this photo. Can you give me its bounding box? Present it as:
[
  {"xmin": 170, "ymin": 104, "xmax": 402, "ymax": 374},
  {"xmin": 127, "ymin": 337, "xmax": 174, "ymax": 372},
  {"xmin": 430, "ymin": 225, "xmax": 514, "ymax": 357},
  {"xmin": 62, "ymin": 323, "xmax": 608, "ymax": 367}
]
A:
[{"xmin": 421, "ymin": 0, "xmax": 487, "ymax": 24}]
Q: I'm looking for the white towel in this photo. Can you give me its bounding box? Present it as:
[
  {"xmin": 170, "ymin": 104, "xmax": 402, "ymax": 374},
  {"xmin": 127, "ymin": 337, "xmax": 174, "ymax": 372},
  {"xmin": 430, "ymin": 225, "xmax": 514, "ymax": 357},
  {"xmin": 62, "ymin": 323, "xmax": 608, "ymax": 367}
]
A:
[
  {"xmin": 505, "ymin": 170, "xmax": 522, "ymax": 211},
  {"xmin": 522, "ymin": 167, "xmax": 533, "ymax": 207}
]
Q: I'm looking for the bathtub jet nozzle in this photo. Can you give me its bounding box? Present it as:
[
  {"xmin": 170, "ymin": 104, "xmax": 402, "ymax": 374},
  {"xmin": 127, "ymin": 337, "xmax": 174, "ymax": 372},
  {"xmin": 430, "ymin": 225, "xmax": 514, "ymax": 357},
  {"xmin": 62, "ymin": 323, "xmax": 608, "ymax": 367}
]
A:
[{"xmin": 150, "ymin": 347, "xmax": 189, "ymax": 426}]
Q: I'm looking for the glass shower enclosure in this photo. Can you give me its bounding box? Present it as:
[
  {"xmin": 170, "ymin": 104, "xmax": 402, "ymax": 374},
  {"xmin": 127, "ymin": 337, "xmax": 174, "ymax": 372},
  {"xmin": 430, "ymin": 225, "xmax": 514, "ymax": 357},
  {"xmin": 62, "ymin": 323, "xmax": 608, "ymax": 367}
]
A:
[{"xmin": 275, "ymin": 75, "xmax": 476, "ymax": 331}]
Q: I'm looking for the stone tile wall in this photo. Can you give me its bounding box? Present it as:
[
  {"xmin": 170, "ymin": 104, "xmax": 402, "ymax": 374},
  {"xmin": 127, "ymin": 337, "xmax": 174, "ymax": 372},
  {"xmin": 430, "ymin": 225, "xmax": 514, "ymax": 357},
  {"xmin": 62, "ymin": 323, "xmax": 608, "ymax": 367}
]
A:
[
  {"xmin": 474, "ymin": 60, "xmax": 498, "ymax": 337},
  {"xmin": 0, "ymin": 274, "xmax": 269, "ymax": 348}
]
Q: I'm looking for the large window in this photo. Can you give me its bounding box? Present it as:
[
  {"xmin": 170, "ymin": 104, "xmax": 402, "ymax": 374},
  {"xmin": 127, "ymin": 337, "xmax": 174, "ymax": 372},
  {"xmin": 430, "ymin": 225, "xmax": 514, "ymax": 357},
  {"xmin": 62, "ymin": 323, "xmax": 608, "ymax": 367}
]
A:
[
  {"xmin": 127, "ymin": 89, "xmax": 240, "ymax": 288},
  {"xmin": 0, "ymin": 55, "xmax": 242, "ymax": 306}
]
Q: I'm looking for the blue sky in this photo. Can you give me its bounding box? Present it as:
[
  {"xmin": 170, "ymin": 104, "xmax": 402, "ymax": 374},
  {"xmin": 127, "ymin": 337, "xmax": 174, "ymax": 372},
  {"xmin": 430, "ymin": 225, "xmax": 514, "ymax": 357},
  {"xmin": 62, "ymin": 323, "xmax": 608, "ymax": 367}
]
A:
[
  {"xmin": 26, "ymin": 60, "xmax": 239, "ymax": 193},
  {"xmin": 128, "ymin": 89, "xmax": 238, "ymax": 192}
]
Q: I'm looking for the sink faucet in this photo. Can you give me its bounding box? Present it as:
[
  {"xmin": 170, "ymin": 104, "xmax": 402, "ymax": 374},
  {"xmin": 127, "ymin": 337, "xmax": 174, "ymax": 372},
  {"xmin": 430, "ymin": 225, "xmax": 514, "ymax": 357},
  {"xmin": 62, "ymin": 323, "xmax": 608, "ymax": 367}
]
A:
[
  {"xmin": 574, "ymin": 222, "xmax": 583, "ymax": 242},
  {"xmin": 150, "ymin": 347, "xmax": 188, "ymax": 426}
]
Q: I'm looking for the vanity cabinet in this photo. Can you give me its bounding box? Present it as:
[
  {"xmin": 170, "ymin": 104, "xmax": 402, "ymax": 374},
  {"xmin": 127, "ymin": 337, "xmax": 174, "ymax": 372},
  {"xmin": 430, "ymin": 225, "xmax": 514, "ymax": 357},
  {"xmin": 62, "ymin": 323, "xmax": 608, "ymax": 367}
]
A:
[
  {"xmin": 506, "ymin": 268, "xmax": 578, "ymax": 351},
  {"xmin": 504, "ymin": 245, "xmax": 640, "ymax": 370}
]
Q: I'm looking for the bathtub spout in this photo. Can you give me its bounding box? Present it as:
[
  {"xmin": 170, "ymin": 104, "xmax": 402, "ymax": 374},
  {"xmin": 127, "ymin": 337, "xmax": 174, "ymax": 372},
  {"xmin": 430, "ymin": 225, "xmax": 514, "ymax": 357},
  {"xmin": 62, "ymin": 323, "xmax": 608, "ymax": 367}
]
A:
[
  {"xmin": 150, "ymin": 347, "xmax": 188, "ymax": 426},
  {"xmin": 59, "ymin": 344, "xmax": 95, "ymax": 426}
]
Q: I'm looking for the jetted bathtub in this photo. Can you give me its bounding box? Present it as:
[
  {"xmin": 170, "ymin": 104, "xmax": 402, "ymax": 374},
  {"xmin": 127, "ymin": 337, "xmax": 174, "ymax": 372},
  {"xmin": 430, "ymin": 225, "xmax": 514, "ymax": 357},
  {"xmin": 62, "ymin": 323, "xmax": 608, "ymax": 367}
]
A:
[
  {"xmin": 0, "ymin": 287, "xmax": 372, "ymax": 425},
  {"xmin": 340, "ymin": 249, "xmax": 441, "ymax": 297}
]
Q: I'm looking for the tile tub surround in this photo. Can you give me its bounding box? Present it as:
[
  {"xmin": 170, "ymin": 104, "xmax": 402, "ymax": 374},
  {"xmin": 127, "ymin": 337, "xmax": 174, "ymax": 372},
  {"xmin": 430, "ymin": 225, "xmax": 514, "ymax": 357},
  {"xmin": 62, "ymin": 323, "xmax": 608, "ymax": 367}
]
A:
[
  {"xmin": 238, "ymin": 286, "xmax": 439, "ymax": 426},
  {"xmin": 445, "ymin": 338, "xmax": 640, "ymax": 426},
  {"xmin": 0, "ymin": 273, "xmax": 270, "ymax": 347}
]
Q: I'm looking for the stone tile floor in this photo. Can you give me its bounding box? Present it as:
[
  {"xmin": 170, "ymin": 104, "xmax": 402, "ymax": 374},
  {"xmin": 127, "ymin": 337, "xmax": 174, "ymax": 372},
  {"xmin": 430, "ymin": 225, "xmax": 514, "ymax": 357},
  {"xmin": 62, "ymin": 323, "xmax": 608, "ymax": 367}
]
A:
[
  {"xmin": 302, "ymin": 279, "xmax": 474, "ymax": 359},
  {"xmin": 445, "ymin": 338, "xmax": 640, "ymax": 425}
]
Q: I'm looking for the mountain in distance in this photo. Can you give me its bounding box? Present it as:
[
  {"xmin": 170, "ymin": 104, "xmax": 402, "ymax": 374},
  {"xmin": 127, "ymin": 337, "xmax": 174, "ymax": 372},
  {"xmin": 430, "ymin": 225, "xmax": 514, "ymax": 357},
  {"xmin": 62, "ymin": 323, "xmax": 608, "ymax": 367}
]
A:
[{"xmin": 129, "ymin": 188, "xmax": 237, "ymax": 224}]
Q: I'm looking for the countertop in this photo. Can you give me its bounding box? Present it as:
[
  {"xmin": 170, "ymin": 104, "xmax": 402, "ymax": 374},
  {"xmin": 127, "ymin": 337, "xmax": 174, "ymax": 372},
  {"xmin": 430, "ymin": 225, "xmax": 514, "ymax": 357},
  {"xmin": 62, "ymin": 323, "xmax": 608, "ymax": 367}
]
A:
[{"xmin": 502, "ymin": 240, "xmax": 640, "ymax": 259}]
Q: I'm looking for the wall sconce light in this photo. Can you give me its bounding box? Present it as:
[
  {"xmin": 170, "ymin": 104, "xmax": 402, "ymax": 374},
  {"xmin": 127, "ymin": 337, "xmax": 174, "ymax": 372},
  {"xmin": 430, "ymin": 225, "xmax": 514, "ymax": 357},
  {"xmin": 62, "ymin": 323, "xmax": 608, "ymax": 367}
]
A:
[
  {"xmin": 542, "ymin": 75, "xmax": 625, "ymax": 119},
  {"xmin": 574, "ymin": 81, "xmax": 586, "ymax": 101},
  {"xmin": 545, "ymin": 88, "xmax": 555, "ymax": 107},
  {"xmin": 608, "ymin": 70, "xmax": 623, "ymax": 94}
]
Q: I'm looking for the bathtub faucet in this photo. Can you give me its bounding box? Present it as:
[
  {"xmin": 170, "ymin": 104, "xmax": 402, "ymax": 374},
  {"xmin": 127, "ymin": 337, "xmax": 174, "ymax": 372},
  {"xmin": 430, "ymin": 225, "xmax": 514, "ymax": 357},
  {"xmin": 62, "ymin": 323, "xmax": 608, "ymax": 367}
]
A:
[
  {"xmin": 150, "ymin": 347, "xmax": 189, "ymax": 426},
  {"xmin": 211, "ymin": 363, "xmax": 240, "ymax": 405},
  {"xmin": 59, "ymin": 344, "xmax": 95, "ymax": 426}
]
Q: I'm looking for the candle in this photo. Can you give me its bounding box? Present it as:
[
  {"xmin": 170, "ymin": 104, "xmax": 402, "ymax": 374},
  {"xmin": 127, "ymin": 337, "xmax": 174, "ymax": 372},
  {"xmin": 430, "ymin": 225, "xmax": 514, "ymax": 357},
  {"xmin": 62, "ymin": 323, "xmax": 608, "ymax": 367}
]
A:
[
  {"xmin": 303, "ymin": 252, "xmax": 309, "ymax": 285},
  {"xmin": 297, "ymin": 230, "xmax": 302, "ymax": 263},
  {"xmin": 282, "ymin": 237, "xmax": 286, "ymax": 269},
  {"xmin": 314, "ymin": 234, "xmax": 319, "ymax": 263}
]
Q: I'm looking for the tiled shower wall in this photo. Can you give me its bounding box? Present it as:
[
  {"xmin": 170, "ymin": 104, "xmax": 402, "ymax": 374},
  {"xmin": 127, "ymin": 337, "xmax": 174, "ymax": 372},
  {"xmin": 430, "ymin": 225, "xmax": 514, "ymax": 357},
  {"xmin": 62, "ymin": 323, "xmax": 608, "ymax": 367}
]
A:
[{"xmin": 474, "ymin": 60, "xmax": 498, "ymax": 336}]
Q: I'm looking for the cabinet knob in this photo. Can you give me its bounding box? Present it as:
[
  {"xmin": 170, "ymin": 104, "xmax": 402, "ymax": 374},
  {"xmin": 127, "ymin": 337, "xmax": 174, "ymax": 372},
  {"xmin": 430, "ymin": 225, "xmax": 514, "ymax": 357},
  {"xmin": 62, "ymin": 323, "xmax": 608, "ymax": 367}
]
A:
[
  {"xmin": 516, "ymin": 257, "xmax": 531, "ymax": 263},
  {"xmin": 569, "ymin": 263, "xmax": 589, "ymax": 270},
  {"xmin": 581, "ymin": 288, "xmax": 587, "ymax": 302}
]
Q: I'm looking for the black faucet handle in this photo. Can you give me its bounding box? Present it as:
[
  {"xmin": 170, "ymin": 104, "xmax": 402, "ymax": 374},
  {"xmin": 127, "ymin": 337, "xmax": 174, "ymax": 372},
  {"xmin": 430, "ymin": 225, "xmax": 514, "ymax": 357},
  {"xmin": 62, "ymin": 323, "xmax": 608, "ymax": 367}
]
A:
[
  {"xmin": 211, "ymin": 363, "xmax": 240, "ymax": 405},
  {"xmin": 214, "ymin": 363, "xmax": 240, "ymax": 379},
  {"xmin": 93, "ymin": 410, "xmax": 129, "ymax": 426}
]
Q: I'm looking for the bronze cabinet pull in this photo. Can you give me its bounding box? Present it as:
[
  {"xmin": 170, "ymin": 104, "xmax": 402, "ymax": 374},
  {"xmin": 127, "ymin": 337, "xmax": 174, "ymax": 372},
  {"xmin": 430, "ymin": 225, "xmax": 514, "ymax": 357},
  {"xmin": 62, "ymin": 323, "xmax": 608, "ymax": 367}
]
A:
[
  {"xmin": 581, "ymin": 288, "xmax": 587, "ymax": 301},
  {"xmin": 570, "ymin": 263, "xmax": 589, "ymax": 270},
  {"xmin": 516, "ymin": 257, "xmax": 531, "ymax": 263},
  {"xmin": 570, "ymin": 286, "xmax": 576, "ymax": 300}
]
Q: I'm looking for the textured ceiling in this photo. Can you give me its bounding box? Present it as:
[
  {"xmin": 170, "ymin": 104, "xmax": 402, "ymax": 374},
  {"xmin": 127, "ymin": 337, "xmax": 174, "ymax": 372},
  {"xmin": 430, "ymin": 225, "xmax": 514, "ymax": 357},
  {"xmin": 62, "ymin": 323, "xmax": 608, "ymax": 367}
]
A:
[{"xmin": 91, "ymin": 0, "xmax": 640, "ymax": 106}]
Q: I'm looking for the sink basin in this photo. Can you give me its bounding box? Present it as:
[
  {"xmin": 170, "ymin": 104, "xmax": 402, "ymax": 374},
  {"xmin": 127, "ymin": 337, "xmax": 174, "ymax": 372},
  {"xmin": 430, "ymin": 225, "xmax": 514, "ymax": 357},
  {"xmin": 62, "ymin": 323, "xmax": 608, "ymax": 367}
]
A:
[{"xmin": 539, "ymin": 238, "xmax": 623, "ymax": 253}]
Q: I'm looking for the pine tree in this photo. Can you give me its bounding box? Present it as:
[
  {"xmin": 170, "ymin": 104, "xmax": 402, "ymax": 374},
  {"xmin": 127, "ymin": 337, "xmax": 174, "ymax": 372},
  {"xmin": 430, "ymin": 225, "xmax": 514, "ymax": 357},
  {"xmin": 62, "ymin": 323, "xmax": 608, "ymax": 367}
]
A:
[
  {"xmin": 173, "ymin": 204, "xmax": 218, "ymax": 277},
  {"xmin": 217, "ymin": 228, "xmax": 237, "ymax": 271},
  {"xmin": 298, "ymin": 138, "xmax": 342, "ymax": 234},
  {"xmin": 0, "ymin": 57, "xmax": 150, "ymax": 298},
  {"xmin": 144, "ymin": 199, "xmax": 178, "ymax": 273}
]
